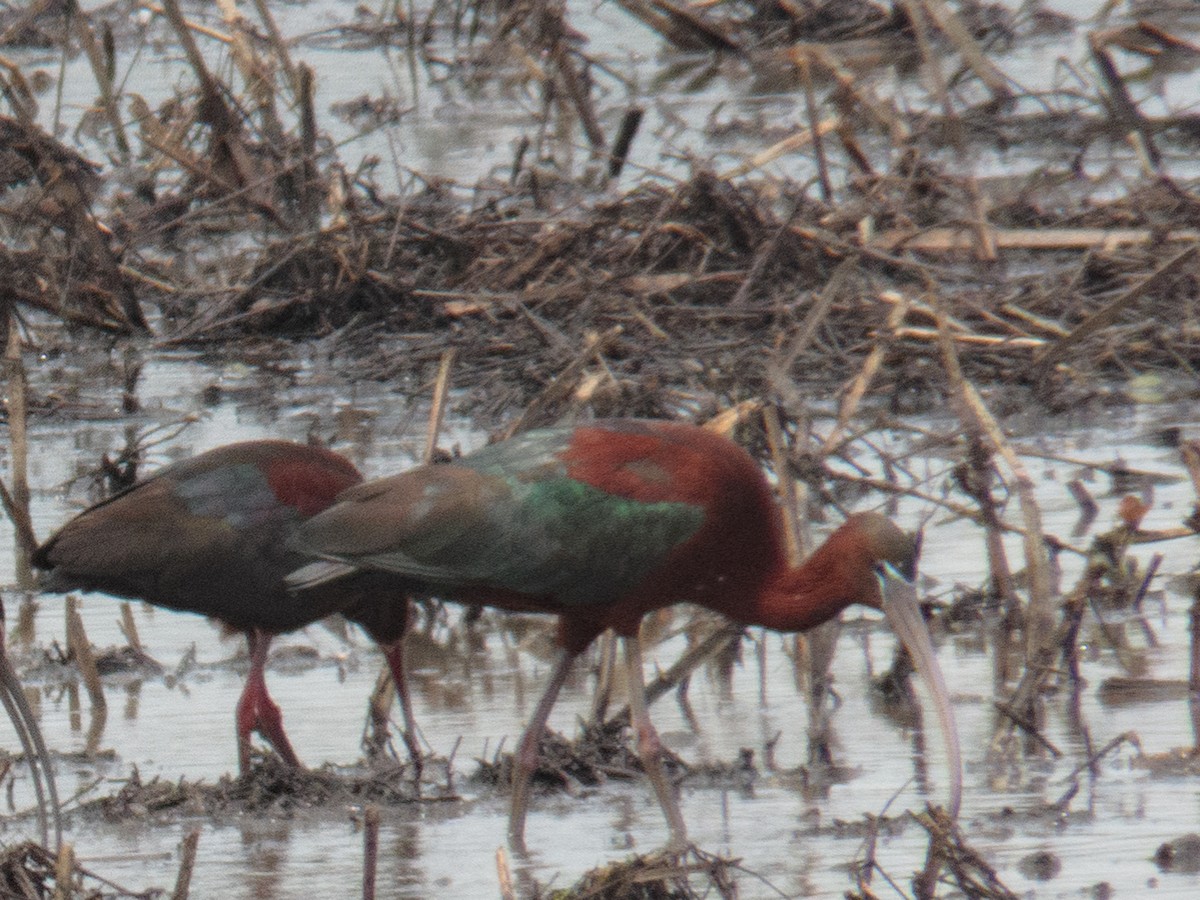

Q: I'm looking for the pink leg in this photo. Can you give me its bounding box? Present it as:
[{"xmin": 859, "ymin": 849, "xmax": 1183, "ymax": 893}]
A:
[
  {"xmin": 508, "ymin": 646, "xmax": 579, "ymax": 854},
  {"xmin": 379, "ymin": 639, "xmax": 423, "ymax": 776},
  {"xmin": 235, "ymin": 630, "xmax": 301, "ymax": 774},
  {"xmin": 622, "ymin": 634, "xmax": 688, "ymax": 850}
]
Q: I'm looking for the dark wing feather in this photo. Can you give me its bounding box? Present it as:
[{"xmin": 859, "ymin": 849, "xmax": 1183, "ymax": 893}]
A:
[
  {"xmin": 35, "ymin": 442, "xmax": 363, "ymax": 632},
  {"xmin": 295, "ymin": 425, "xmax": 706, "ymax": 607}
]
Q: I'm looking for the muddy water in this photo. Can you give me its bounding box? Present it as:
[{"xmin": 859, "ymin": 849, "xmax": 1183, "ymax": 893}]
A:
[{"xmin": 0, "ymin": 347, "xmax": 1194, "ymax": 897}]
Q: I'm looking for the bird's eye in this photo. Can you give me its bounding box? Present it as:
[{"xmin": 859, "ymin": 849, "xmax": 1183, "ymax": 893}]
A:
[{"xmin": 876, "ymin": 560, "xmax": 912, "ymax": 583}]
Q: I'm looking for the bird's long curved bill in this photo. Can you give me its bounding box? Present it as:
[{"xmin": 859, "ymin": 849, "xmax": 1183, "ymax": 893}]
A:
[
  {"xmin": 0, "ymin": 638, "xmax": 61, "ymax": 848},
  {"xmin": 879, "ymin": 563, "xmax": 962, "ymax": 819}
]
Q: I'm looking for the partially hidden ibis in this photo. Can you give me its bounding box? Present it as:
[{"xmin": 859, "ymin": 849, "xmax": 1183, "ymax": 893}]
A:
[
  {"xmin": 287, "ymin": 418, "xmax": 962, "ymax": 849},
  {"xmin": 33, "ymin": 440, "xmax": 420, "ymax": 773}
]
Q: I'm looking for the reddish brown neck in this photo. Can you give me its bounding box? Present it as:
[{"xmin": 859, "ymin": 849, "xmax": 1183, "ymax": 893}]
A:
[{"xmin": 743, "ymin": 534, "xmax": 881, "ymax": 633}]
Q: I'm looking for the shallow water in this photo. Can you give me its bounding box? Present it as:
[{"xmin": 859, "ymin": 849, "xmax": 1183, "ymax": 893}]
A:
[
  {"xmin": 0, "ymin": 346, "xmax": 1197, "ymax": 897},
  {"xmin": 13, "ymin": 0, "xmax": 1200, "ymax": 195}
]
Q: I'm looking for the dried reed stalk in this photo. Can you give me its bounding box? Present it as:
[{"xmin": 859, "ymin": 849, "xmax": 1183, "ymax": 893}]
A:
[
  {"xmin": 2, "ymin": 323, "xmax": 34, "ymax": 588},
  {"xmin": 51, "ymin": 842, "xmax": 73, "ymax": 900},
  {"xmin": 1181, "ymin": 441, "xmax": 1200, "ymax": 749},
  {"xmin": 588, "ymin": 630, "xmax": 618, "ymax": 722},
  {"xmin": 65, "ymin": 598, "xmax": 107, "ymax": 717},
  {"xmin": 250, "ymin": 0, "xmax": 299, "ymax": 95},
  {"xmin": 0, "ymin": 55, "xmax": 38, "ymax": 122},
  {"xmin": 362, "ymin": 806, "xmax": 380, "ymax": 900},
  {"xmin": 169, "ymin": 828, "xmax": 200, "ymax": 900},
  {"xmin": 366, "ymin": 349, "xmax": 455, "ymax": 757},
  {"xmin": 876, "ymin": 225, "xmax": 1200, "ymax": 253},
  {"xmin": 496, "ymin": 845, "xmax": 516, "ymax": 900},
  {"xmin": 763, "ymin": 406, "xmax": 804, "ymax": 561},
  {"xmin": 765, "ymin": 255, "xmax": 853, "ymax": 416},
  {"xmin": 118, "ymin": 603, "xmax": 143, "ymax": 655},
  {"xmin": 68, "ymin": 8, "xmax": 129, "ymax": 158},
  {"xmin": 789, "ymin": 44, "xmax": 907, "ymax": 142},
  {"xmin": 724, "ymin": 118, "xmax": 839, "ymax": 179},
  {"xmin": 502, "ymin": 326, "xmax": 623, "ymax": 437},
  {"xmin": 611, "ymin": 0, "xmax": 737, "ymax": 52},
  {"xmin": 954, "ymin": 434, "xmax": 1019, "ymax": 687},
  {"xmin": 935, "ymin": 306, "xmax": 1054, "ymax": 666},
  {"xmin": 1089, "ymin": 30, "xmax": 1160, "ymax": 170},
  {"xmin": 818, "ymin": 291, "xmax": 911, "ymax": 456},
  {"xmin": 215, "ymin": 0, "xmax": 286, "ymax": 149},
  {"xmin": 892, "ymin": 327, "xmax": 1044, "ymax": 349},
  {"xmin": 297, "ymin": 64, "xmax": 319, "ymax": 228},
  {"xmin": 920, "ymin": 0, "xmax": 1011, "ymax": 103},
  {"xmin": 552, "ymin": 42, "xmax": 604, "ymax": 152},
  {"xmin": 897, "ymin": 0, "xmax": 956, "ymax": 131},
  {"xmin": 159, "ymin": 0, "xmax": 278, "ymax": 222},
  {"xmin": 1034, "ymin": 244, "xmax": 1198, "ymax": 377},
  {"xmin": 423, "ymin": 349, "xmax": 456, "ymax": 464},
  {"xmin": 989, "ymin": 541, "xmax": 1107, "ymax": 754}
]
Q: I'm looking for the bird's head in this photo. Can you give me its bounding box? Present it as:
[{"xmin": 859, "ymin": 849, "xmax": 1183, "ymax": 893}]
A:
[{"xmin": 844, "ymin": 511, "xmax": 921, "ymax": 592}]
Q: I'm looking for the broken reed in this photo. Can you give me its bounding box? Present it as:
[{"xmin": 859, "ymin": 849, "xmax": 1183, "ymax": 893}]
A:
[{"xmin": 1, "ymin": 320, "xmax": 35, "ymax": 588}]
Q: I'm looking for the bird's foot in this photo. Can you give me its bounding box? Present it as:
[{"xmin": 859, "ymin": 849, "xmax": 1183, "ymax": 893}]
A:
[{"xmin": 236, "ymin": 698, "xmax": 302, "ymax": 774}]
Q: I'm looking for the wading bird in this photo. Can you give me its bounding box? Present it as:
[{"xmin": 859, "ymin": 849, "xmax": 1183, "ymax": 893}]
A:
[
  {"xmin": 33, "ymin": 441, "xmax": 419, "ymax": 774},
  {"xmin": 288, "ymin": 418, "xmax": 962, "ymax": 850}
]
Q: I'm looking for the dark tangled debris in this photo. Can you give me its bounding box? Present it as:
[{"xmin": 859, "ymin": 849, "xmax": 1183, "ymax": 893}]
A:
[
  {"xmin": 908, "ymin": 806, "xmax": 1020, "ymax": 900},
  {"xmin": 6, "ymin": 1, "xmax": 1200, "ymax": 421},
  {"xmin": 530, "ymin": 845, "xmax": 738, "ymax": 900},
  {"xmin": 79, "ymin": 755, "xmax": 423, "ymax": 824},
  {"xmin": 474, "ymin": 720, "xmax": 683, "ymax": 794},
  {"xmin": 0, "ymin": 840, "xmax": 151, "ymax": 900},
  {"xmin": 1154, "ymin": 833, "xmax": 1200, "ymax": 874}
]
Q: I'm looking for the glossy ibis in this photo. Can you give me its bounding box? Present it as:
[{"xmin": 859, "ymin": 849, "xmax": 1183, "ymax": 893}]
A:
[
  {"xmin": 33, "ymin": 440, "xmax": 420, "ymax": 773},
  {"xmin": 288, "ymin": 419, "xmax": 961, "ymax": 849}
]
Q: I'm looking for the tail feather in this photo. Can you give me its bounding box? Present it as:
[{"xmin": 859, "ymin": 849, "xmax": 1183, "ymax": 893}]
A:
[
  {"xmin": 286, "ymin": 559, "xmax": 358, "ymax": 591},
  {"xmin": 34, "ymin": 568, "xmax": 86, "ymax": 595}
]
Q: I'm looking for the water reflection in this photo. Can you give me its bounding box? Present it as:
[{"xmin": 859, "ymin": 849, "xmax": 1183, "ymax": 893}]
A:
[
  {"xmin": 123, "ymin": 681, "xmax": 141, "ymax": 723},
  {"xmin": 374, "ymin": 818, "xmax": 417, "ymax": 893},
  {"xmin": 239, "ymin": 818, "xmax": 291, "ymax": 900}
]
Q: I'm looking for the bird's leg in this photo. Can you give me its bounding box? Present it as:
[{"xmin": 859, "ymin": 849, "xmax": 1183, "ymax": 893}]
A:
[
  {"xmin": 235, "ymin": 630, "xmax": 301, "ymax": 773},
  {"xmin": 804, "ymin": 619, "xmax": 841, "ymax": 768},
  {"xmin": 508, "ymin": 645, "xmax": 579, "ymax": 854},
  {"xmin": 588, "ymin": 630, "xmax": 617, "ymax": 723},
  {"xmin": 622, "ymin": 633, "xmax": 688, "ymax": 851},
  {"xmin": 378, "ymin": 639, "xmax": 423, "ymax": 779},
  {"xmin": 363, "ymin": 668, "xmax": 395, "ymax": 760}
]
